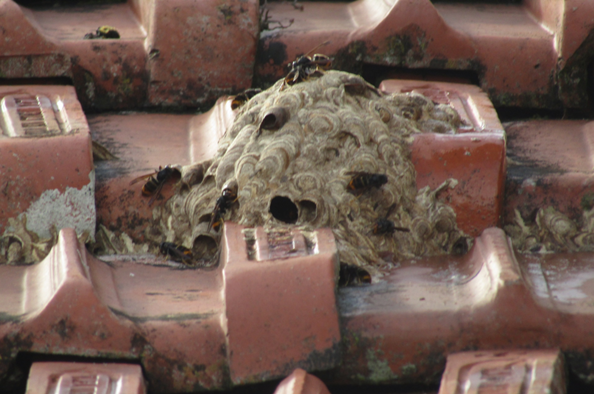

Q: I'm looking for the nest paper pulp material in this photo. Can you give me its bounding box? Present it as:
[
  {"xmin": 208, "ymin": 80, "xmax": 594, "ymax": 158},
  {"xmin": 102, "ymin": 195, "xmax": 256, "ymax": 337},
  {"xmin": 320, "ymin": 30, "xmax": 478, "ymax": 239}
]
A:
[
  {"xmin": 505, "ymin": 206, "xmax": 594, "ymax": 253},
  {"xmin": 0, "ymin": 216, "xmax": 58, "ymax": 265},
  {"xmin": 144, "ymin": 70, "xmax": 470, "ymax": 272}
]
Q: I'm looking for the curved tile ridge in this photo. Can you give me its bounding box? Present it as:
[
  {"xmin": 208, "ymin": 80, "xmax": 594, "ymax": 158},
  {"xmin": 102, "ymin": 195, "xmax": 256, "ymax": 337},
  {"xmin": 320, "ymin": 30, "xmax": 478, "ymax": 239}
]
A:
[
  {"xmin": 347, "ymin": 0, "xmax": 393, "ymax": 30},
  {"xmin": 442, "ymin": 227, "xmax": 525, "ymax": 310},
  {"xmin": 452, "ymin": 228, "xmax": 517, "ymax": 309},
  {"xmin": 0, "ymin": 228, "xmax": 230, "ymax": 392},
  {"xmin": 273, "ymin": 368, "xmax": 331, "ymax": 394},
  {"xmin": 337, "ymin": 228, "xmax": 522, "ymax": 317},
  {"xmin": 19, "ymin": 229, "xmax": 137, "ymax": 352},
  {"xmin": 221, "ymin": 222, "xmax": 341, "ymax": 385},
  {"xmin": 475, "ymin": 228, "xmax": 522, "ymax": 290},
  {"xmin": 438, "ymin": 349, "xmax": 566, "ymax": 394},
  {"xmin": 334, "ymin": 227, "xmax": 558, "ymax": 385},
  {"xmin": 20, "ymin": 228, "xmax": 84, "ymax": 317},
  {"xmin": 350, "ymin": 0, "xmax": 476, "ymax": 60},
  {"xmin": 190, "ymin": 96, "xmax": 236, "ymax": 164},
  {"xmin": 26, "ymin": 362, "xmax": 146, "ymax": 394},
  {"xmin": 0, "ymin": 1, "xmax": 60, "ymax": 56}
]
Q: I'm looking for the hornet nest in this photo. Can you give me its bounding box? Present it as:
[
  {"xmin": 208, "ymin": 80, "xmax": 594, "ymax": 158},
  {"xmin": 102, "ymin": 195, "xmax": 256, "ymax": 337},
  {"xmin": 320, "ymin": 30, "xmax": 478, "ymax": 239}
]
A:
[
  {"xmin": 144, "ymin": 70, "xmax": 471, "ymax": 273},
  {"xmin": 505, "ymin": 206, "xmax": 594, "ymax": 253}
]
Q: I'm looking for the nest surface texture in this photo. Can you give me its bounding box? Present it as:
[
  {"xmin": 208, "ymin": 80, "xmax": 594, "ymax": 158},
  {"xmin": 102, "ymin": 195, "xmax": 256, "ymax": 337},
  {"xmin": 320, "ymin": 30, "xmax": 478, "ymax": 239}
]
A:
[
  {"xmin": 148, "ymin": 70, "xmax": 468, "ymax": 271},
  {"xmin": 505, "ymin": 206, "xmax": 594, "ymax": 253}
]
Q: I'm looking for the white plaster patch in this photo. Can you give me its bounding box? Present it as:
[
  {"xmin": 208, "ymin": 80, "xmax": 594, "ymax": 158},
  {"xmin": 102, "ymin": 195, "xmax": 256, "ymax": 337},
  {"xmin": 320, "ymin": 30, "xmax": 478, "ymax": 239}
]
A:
[{"xmin": 18, "ymin": 171, "xmax": 96, "ymax": 240}]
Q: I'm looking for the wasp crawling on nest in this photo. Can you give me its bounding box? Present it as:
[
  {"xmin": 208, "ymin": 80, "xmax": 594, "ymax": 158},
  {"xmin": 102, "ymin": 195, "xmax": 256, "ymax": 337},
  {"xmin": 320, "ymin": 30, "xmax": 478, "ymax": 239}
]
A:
[
  {"xmin": 346, "ymin": 172, "xmax": 388, "ymax": 196},
  {"xmin": 208, "ymin": 180, "xmax": 239, "ymax": 231},
  {"xmin": 159, "ymin": 242, "xmax": 193, "ymax": 264},
  {"xmin": 372, "ymin": 204, "xmax": 410, "ymax": 236},
  {"xmin": 231, "ymin": 88, "xmax": 263, "ymax": 110},
  {"xmin": 282, "ymin": 41, "xmax": 332, "ymax": 89},
  {"xmin": 129, "ymin": 165, "xmax": 181, "ymax": 206},
  {"xmin": 339, "ymin": 263, "xmax": 371, "ymax": 286}
]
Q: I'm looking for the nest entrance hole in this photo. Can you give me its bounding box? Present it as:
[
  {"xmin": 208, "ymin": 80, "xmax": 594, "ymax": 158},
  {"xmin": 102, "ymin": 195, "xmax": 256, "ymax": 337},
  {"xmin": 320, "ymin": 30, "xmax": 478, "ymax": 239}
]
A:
[
  {"xmin": 260, "ymin": 107, "xmax": 289, "ymax": 131},
  {"xmin": 270, "ymin": 196, "xmax": 298, "ymax": 224},
  {"xmin": 193, "ymin": 235, "xmax": 218, "ymax": 260},
  {"xmin": 298, "ymin": 200, "xmax": 317, "ymax": 223}
]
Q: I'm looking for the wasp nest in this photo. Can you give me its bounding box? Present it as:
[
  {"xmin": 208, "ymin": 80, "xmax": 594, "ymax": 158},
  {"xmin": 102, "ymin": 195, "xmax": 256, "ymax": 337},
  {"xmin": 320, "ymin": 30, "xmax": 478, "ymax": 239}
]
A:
[
  {"xmin": 0, "ymin": 215, "xmax": 78, "ymax": 265},
  {"xmin": 0, "ymin": 213, "xmax": 124, "ymax": 265},
  {"xmin": 145, "ymin": 70, "xmax": 470, "ymax": 272},
  {"xmin": 505, "ymin": 206, "xmax": 594, "ymax": 253}
]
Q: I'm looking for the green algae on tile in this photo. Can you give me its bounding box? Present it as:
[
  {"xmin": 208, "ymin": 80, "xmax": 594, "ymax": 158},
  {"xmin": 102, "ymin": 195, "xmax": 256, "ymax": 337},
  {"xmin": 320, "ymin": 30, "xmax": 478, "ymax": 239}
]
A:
[{"xmin": 365, "ymin": 348, "xmax": 398, "ymax": 383}]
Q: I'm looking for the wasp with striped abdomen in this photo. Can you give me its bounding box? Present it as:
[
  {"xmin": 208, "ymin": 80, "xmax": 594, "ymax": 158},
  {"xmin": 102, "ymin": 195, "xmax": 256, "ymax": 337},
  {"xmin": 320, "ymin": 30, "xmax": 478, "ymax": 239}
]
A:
[
  {"xmin": 339, "ymin": 263, "xmax": 371, "ymax": 286},
  {"xmin": 160, "ymin": 242, "xmax": 193, "ymax": 264},
  {"xmin": 208, "ymin": 180, "xmax": 239, "ymax": 232},
  {"xmin": 372, "ymin": 203, "xmax": 410, "ymax": 236},
  {"xmin": 129, "ymin": 165, "xmax": 178, "ymax": 206},
  {"xmin": 282, "ymin": 41, "xmax": 332, "ymax": 88},
  {"xmin": 231, "ymin": 88, "xmax": 262, "ymax": 110},
  {"xmin": 346, "ymin": 171, "xmax": 388, "ymax": 196}
]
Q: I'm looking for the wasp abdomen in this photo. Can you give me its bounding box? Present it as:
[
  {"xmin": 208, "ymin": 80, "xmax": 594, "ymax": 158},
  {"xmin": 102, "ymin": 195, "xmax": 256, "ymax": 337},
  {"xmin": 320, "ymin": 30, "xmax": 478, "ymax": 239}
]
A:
[{"xmin": 346, "ymin": 172, "xmax": 388, "ymax": 194}]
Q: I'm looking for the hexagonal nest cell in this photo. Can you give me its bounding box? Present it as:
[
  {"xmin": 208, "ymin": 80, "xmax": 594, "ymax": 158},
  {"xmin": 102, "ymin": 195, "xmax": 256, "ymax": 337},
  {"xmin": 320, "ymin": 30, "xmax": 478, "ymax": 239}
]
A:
[{"xmin": 143, "ymin": 70, "xmax": 471, "ymax": 273}]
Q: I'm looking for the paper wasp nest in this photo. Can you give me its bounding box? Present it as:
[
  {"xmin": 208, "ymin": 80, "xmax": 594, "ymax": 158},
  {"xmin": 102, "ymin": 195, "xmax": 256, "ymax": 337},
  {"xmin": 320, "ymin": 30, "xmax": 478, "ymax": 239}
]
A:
[{"xmin": 146, "ymin": 70, "xmax": 470, "ymax": 272}]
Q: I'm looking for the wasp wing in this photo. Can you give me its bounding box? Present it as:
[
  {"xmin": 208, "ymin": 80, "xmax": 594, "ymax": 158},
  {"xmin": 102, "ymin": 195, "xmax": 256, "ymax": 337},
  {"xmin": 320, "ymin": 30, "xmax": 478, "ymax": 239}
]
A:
[
  {"xmin": 147, "ymin": 179, "xmax": 167, "ymax": 206},
  {"xmin": 129, "ymin": 172, "xmax": 156, "ymax": 186}
]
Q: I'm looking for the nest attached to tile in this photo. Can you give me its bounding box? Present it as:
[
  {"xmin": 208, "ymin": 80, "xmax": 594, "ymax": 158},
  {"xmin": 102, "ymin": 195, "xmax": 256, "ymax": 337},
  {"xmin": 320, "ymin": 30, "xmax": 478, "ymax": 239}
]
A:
[
  {"xmin": 0, "ymin": 217, "xmax": 54, "ymax": 265},
  {"xmin": 145, "ymin": 70, "xmax": 471, "ymax": 273},
  {"xmin": 505, "ymin": 206, "xmax": 594, "ymax": 253},
  {"xmin": 0, "ymin": 215, "xmax": 91, "ymax": 265}
]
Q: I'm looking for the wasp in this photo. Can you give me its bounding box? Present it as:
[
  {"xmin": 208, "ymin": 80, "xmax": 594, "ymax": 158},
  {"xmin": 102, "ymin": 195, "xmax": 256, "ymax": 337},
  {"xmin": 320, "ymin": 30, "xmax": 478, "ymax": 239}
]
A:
[
  {"xmin": 208, "ymin": 180, "xmax": 239, "ymax": 232},
  {"xmin": 282, "ymin": 41, "xmax": 332, "ymax": 88},
  {"xmin": 339, "ymin": 263, "xmax": 371, "ymax": 286},
  {"xmin": 129, "ymin": 165, "xmax": 178, "ymax": 206},
  {"xmin": 372, "ymin": 203, "xmax": 410, "ymax": 235},
  {"xmin": 209, "ymin": 209, "xmax": 224, "ymax": 232},
  {"xmin": 231, "ymin": 88, "xmax": 262, "ymax": 110},
  {"xmin": 83, "ymin": 25, "xmax": 120, "ymax": 39},
  {"xmin": 346, "ymin": 172, "xmax": 388, "ymax": 195},
  {"xmin": 160, "ymin": 242, "xmax": 193, "ymax": 264},
  {"xmin": 373, "ymin": 218, "xmax": 410, "ymax": 235}
]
